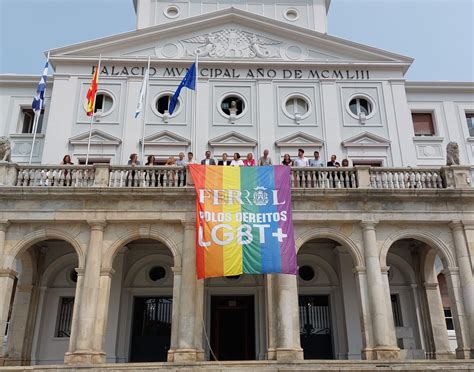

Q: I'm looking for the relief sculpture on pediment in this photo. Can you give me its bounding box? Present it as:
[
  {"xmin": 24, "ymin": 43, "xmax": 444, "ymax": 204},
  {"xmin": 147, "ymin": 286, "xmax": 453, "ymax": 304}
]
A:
[{"xmin": 180, "ymin": 29, "xmax": 282, "ymax": 58}]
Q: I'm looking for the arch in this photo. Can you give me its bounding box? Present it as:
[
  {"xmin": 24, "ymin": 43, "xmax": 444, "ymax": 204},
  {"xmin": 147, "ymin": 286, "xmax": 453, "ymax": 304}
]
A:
[
  {"xmin": 41, "ymin": 253, "xmax": 78, "ymax": 286},
  {"xmin": 102, "ymin": 227, "xmax": 181, "ymax": 269},
  {"xmin": 298, "ymin": 253, "xmax": 340, "ymax": 285},
  {"xmin": 6, "ymin": 229, "xmax": 85, "ymax": 270},
  {"xmin": 386, "ymin": 252, "xmax": 417, "ymax": 284},
  {"xmin": 296, "ymin": 228, "xmax": 364, "ymax": 267},
  {"xmin": 380, "ymin": 230, "xmax": 456, "ymax": 269},
  {"xmin": 123, "ymin": 253, "xmax": 174, "ymax": 287}
]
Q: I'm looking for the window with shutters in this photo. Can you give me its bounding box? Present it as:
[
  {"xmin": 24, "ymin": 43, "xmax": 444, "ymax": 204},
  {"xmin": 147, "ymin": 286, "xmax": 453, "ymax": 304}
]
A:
[
  {"xmin": 466, "ymin": 113, "xmax": 474, "ymax": 137},
  {"xmin": 412, "ymin": 112, "xmax": 435, "ymax": 136},
  {"xmin": 55, "ymin": 297, "xmax": 74, "ymax": 337}
]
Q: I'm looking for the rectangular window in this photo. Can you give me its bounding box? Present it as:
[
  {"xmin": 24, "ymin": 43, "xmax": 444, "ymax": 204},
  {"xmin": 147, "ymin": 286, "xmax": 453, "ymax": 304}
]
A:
[
  {"xmin": 55, "ymin": 297, "xmax": 74, "ymax": 338},
  {"xmin": 412, "ymin": 112, "xmax": 435, "ymax": 136},
  {"xmin": 20, "ymin": 108, "xmax": 44, "ymax": 134},
  {"xmin": 466, "ymin": 113, "xmax": 474, "ymax": 137},
  {"xmin": 78, "ymin": 158, "xmax": 111, "ymax": 165},
  {"xmin": 391, "ymin": 294, "xmax": 403, "ymax": 327},
  {"xmin": 444, "ymin": 308, "xmax": 454, "ymax": 330}
]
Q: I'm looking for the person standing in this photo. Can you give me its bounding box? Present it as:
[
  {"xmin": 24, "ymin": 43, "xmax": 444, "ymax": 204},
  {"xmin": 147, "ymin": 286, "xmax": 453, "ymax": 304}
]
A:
[
  {"xmin": 327, "ymin": 154, "xmax": 340, "ymax": 167},
  {"xmin": 309, "ymin": 151, "xmax": 324, "ymax": 167},
  {"xmin": 176, "ymin": 152, "xmax": 187, "ymax": 186},
  {"xmin": 243, "ymin": 153, "xmax": 256, "ymax": 166},
  {"xmin": 293, "ymin": 149, "xmax": 309, "ymax": 167},
  {"xmin": 187, "ymin": 152, "xmax": 196, "ymax": 165},
  {"xmin": 201, "ymin": 150, "xmax": 216, "ymax": 165},
  {"xmin": 218, "ymin": 153, "xmax": 231, "ymax": 166},
  {"xmin": 230, "ymin": 152, "xmax": 244, "ymax": 166},
  {"xmin": 258, "ymin": 149, "xmax": 273, "ymax": 166},
  {"xmin": 281, "ymin": 154, "xmax": 293, "ymax": 166}
]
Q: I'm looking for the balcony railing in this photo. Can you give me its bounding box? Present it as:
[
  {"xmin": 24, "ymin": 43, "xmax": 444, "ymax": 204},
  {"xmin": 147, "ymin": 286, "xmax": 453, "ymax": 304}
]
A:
[{"xmin": 0, "ymin": 163, "xmax": 471, "ymax": 190}]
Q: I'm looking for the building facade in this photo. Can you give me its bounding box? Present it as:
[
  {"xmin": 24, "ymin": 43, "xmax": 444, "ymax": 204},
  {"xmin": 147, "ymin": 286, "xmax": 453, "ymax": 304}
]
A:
[{"xmin": 0, "ymin": 0, "xmax": 473, "ymax": 368}]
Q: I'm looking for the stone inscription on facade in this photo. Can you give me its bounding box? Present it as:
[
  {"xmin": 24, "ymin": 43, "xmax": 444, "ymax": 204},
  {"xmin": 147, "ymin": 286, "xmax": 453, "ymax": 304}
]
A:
[
  {"xmin": 92, "ymin": 66, "xmax": 371, "ymax": 80},
  {"xmin": 181, "ymin": 29, "xmax": 282, "ymax": 58}
]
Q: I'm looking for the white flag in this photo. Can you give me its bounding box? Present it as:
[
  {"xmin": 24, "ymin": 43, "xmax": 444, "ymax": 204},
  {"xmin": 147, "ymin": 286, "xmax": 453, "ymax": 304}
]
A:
[{"xmin": 135, "ymin": 62, "xmax": 150, "ymax": 118}]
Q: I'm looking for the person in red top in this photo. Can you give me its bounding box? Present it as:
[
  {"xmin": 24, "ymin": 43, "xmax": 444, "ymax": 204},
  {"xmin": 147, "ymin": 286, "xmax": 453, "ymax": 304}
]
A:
[{"xmin": 243, "ymin": 153, "xmax": 256, "ymax": 166}]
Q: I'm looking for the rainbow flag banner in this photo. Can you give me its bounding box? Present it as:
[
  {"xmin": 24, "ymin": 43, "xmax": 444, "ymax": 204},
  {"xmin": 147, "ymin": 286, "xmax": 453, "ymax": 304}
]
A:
[{"xmin": 189, "ymin": 165, "xmax": 297, "ymax": 279}]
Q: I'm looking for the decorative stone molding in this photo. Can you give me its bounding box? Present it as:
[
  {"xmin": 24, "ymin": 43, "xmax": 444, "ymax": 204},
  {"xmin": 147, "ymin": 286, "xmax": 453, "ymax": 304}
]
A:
[
  {"xmin": 100, "ymin": 267, "xmax": 115, "ymax": 278},
  {"xmin": 449, "ymin": 220, "xmax": 464, "ymax": 232},
  {"xmin": 360, "ymin": 221, "xmax": 378, "ymax": 231},
  {"xmin": 0, "ymin": 220, "xmax": 10, "ymax": 232},
  {"xmin": 0, "ymin": 268, "xmax": 18, "ymax": 279},
  {"xmin": 182, "ymin": 221, "xmax": 196, "ymax": 230},
  {"xmin": 75, "ymin": 268, "xmax": 85, "ymax": 277},
  {"xmin": 87, "ymin": 220, "xmax": 107, "ymax": 231},
  {"xmin": 181, "ymin": 29, "xmax": 282, "ymax": 59}
]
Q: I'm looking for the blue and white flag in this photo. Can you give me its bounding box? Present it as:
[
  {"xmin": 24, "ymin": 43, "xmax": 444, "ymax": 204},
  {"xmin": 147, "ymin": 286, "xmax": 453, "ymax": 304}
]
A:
[
  {"xmin": 169, "ymin": 62, "xmax": 196, "ymax": 115},
  {"xmin": 134, "ymin": 62, "xmax": 150, "ymax": 118},
  {"xmin": 32, "ymin": 61, "xmax": 49, "ymax": 113}
]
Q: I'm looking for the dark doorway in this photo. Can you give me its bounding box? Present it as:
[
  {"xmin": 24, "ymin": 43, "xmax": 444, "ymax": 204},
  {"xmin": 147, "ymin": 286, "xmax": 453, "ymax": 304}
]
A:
[
  {"xmin": 299, "ymin": 295, "xmax": 334, "ymax": 359},
  {"xmin": 210, "ymin": 296, "xmax": 256, "ymax": 361},
  {"xmin": 130, "ymin": 297, "xmax": 172, "ymax": 362}
]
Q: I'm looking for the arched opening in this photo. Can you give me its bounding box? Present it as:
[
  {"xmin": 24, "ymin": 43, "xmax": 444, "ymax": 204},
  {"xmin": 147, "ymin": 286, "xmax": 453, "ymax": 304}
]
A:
[
  {"xmin": 385, "ymin": 238, "xmax": 457, "ymax": 359},
  {"xmin": 297, "ymin": 238, "xmax": 363, "ymax": 360},
  {"xmin": 204, "ymin": 275, "xmax": 265, "ymax": 361},
  {"xmin": 108, "ymin": 239, "xmax": 175, "ymax": 363},
  {"xmin": 4, "ymin": 239, "xmax": 79, "ymax": 366}
]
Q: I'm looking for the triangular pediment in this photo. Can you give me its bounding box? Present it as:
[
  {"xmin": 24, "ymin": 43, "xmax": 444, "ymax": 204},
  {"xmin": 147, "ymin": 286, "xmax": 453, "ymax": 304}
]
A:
[
  {"xmin": 69, "ymin": 130, "xmax": 121, "ymax": 146},
  {"xmin": 49, "ymin": 8, "xmax": 412, "ymax": 67},
  {"xmin": 275, "ymin": 132, "xmax": 324, "ymax": 147},
  {"xmin": 209, "ymin": 131, "xmax": 257, "ymax": 147},
  {"xmin": 140, "ymin": 130, "xmax": 191, "ymax": 146},
  {"xmin": 342, "ymin": 132, "xmax": 391, "ymax": 148}
]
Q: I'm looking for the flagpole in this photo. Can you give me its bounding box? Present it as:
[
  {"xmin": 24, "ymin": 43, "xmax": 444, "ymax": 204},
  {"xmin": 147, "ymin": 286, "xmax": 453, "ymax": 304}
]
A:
[
  {"xmin": 29, "ymin": 51, "xmax": 50, "ymax": 165},
  {"xmin": 193, "ymin": 53, "xmax": 199, "ymax": 155},
  {"xmin": 140, "ymin": 56, "xmax": 151, "ymax": 163},
  {"xmin": 85, "ymin": 54, "xmax": 101, "ymax": 165}
]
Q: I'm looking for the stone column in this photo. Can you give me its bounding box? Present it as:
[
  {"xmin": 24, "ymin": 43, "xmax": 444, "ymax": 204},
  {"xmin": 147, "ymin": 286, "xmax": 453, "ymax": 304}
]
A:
[
  {"xmin": 381, "ymin": 266, "xmax": 398, "ymax": 347},
  {"xmin": 360, "ymin": 221, "xmax": 400, "ymax": 359},
  {"xmin": 174, "ymin": 221, "xmax": 199, "ymax": 362},
  {"xmin": 167, "ymin": 266, "xmax": 181, "ymax": 362},
  {"xmin": 444, "ymin": 267, "xmax": 471, "ymax": 359},
  {"xmin": 423, "ymin": 282, "xmax": 452, "ymax": 358},
  {"xmin": 65, "ymin": 220, "xmax": 106, "ymax": 364},
  {"xmin": 450, "ymin": 221, "xmax": 474, "ymax": 359},
  {"xmin": 273, "ymin": 273, "xmax": 304, "ymax": 361}
]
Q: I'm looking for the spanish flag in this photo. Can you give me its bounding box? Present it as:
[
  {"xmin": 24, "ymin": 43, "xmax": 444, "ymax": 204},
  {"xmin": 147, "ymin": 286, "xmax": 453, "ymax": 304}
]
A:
[{"xmin": 86, "ymin": 66, "xmax": 99, "ymax": 116}]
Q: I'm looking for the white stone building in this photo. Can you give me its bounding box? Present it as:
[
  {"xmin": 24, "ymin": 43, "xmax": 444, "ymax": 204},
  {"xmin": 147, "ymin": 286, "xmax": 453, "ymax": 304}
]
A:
[{"xmin": 0, "ymin": 0, "xmax": 473, "ymax": 370}]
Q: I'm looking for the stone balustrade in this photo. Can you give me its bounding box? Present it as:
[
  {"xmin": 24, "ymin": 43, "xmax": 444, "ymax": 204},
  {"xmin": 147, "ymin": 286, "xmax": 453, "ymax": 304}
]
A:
[{"xmin": 0, "ymin": 162, "xmax": 471, "ymax": 190}]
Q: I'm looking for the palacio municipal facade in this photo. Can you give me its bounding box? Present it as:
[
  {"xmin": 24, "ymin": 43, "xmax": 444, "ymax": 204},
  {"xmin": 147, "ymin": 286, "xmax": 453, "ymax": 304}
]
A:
[{"xmin": 0, "ymin": 0, "xmax": 473, "ymax": 370}]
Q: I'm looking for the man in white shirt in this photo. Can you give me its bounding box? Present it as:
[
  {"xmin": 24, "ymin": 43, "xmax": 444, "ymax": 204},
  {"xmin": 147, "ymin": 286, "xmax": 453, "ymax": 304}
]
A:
[
  {"xmin": 293, "ymin": 148, "xmax": 309, "ymax": 167},
  {"xmin": 186, "ymin": 152, "xmax": 196, "ymax": 165},
  {"xmin": 309, "ymin": 151, "xmax": 324, "ymax": 167}
]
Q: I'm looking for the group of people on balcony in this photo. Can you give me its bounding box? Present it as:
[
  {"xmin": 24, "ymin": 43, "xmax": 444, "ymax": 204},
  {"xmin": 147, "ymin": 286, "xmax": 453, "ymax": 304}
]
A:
[{"xmin": 124, "ymin": 149, "xmax": 350, "ymax": 169}]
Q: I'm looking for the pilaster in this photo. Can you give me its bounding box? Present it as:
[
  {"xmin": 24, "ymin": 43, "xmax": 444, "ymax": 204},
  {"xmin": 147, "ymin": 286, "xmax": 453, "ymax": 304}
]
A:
[{"xmin": 0, "ymin": 268, "xmax": 18, "ymax": 357}]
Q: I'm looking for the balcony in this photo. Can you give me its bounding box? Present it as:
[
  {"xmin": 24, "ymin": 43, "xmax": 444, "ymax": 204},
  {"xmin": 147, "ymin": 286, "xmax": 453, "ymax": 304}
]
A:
[{"xmin": 0, "ymin": 163, "xmax": 471, "ymax": 190}]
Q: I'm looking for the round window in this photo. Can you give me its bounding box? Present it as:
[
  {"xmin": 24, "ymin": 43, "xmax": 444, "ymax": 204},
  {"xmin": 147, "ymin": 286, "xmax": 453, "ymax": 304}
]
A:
[
  {"xmin": 69, "ymin": 269, "xmax": 78, "ymax": 283},
  {"xmin": 149, "ymin": 266, "xmax": 166, "ymax": 282},
  {"xmin": 284, "ymin": 8, "xmax": 299, "ymax": 21},
  {"xmin": 155, "ymin": 93, "xmax": 180, "ymax": 116},
  {"xmin": 349, "ymin": 96, "xmax": 373, "ymax": 117},
  {"xmin": 165, "ymin": 5, "xmax": 180, "ymax": 19},
  {"xmin": 220, "ymin": 95, "xmax": 245, "ymax": 117},
  {"xmin": 284, "ymin": 96, "xmax": 310, "ymax": 119},
  {"xmin": 299, "ymin": 265, "xmax": 315, "ymax": 281},
  {"xmin": 93, "ymin": 92, "xmax": 114, "ymax": 115}
]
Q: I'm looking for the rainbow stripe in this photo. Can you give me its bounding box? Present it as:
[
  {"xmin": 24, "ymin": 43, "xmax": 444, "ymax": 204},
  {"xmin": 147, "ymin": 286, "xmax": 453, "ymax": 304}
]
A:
[{"xmin": 189, "ymin": 165, "xmax": 297, "ymax": 279}]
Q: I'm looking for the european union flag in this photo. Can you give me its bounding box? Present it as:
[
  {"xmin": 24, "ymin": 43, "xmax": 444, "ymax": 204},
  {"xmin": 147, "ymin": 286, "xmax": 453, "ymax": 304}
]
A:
[{"xmin": 169, "ymin": 62, "xmax": 196, "ymax": 115}]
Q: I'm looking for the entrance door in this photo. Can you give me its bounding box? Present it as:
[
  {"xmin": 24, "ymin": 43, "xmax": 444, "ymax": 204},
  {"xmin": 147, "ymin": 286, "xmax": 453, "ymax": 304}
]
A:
[
  {"xmin": 210, "ymin": 296, "xmax": 255, "ymax": 361},
  {"xmin": 130, "ymin": 297, "xmax": 172, "ymax": 362},
  {"xmin": 299, "ymin": 295, "xmax": 334, "ymax": 359}
]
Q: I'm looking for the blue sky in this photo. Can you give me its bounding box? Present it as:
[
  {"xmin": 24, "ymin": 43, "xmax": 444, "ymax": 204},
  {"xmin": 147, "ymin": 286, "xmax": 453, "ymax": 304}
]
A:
[{"xmin": 0, "ymin": 0, "xmax": 473, "ymax": 81}]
